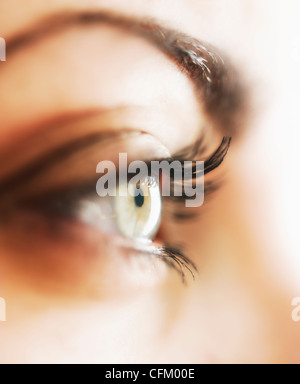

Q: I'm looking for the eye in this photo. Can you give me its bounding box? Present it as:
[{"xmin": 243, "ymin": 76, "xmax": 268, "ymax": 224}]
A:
[
  {"xmin": 115, "ymin": 177, "xmax": 162, "ymax": 241},
  {"xmin": 0, "ymin": 134, "xmax": 230, "ymax": 286},
  {"xmin": 72, "ymin": 176, "xmax": 162, "ymax": 242}
]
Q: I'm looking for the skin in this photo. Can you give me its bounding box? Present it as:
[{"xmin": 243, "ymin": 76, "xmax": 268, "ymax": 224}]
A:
[{"xmin": 0, "ymin": 0, "xmax": 299, "ymax": 364}]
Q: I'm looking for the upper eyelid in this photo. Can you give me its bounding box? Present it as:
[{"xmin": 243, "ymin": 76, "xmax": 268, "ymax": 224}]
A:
[
  {"xmin": 0, "ymin": 132, "xmax": 230, "ymax": 213},
  {"xmin": 4, "ymin": 10, "xmax": 247, "ymax": 137}
]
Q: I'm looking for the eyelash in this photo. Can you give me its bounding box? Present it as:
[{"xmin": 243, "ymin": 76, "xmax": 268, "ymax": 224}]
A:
[
  {"xmin": 128, "ymin": 242, "xmax": 198, "ymax": 284},
  {"xmin": 0, "ymin": 135, "xmax": 231, "ymax": 283},
  {"xmin": 168, "ymin": 136, "xmax": 231, "ymax": 206},
  {"xmin": 138, "ymin": 136, "xmax": 231, "ymax": 282}
]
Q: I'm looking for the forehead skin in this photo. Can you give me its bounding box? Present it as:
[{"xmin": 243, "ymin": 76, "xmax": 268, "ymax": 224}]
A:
[
  {"xmin": 0, "ymin": 0, "xmax": 267, "ymax": 155},
  {"xmin": 0, "ymin": 25, "xmax": 203, "ymax": 153},
  {"xmin": 0, "ymin": 1, "xmax": 274, "ymax": 115}
]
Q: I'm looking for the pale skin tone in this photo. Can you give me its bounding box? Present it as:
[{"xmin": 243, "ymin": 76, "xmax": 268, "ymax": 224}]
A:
[{"xmin": 0, "ymin": 0, "xmax": 299, "ymax": 364}]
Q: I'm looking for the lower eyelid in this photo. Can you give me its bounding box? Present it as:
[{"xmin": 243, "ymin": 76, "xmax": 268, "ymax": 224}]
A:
[
  {"xmin": 0, "ymin": 211, "xmax": 174, "ymax": 296},
  {"xmin": 10, "ymin": 183, "xmax": 196, "ymax": 281},
  {"xmin": 0, "ymin": 134, "xmax": 229, "ymax": 295}
]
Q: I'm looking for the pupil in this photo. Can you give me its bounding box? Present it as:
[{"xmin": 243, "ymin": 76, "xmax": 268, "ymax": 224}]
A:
[{"xmin": 134, "ymin": 189, "xmax": 145, "ymax": 208}]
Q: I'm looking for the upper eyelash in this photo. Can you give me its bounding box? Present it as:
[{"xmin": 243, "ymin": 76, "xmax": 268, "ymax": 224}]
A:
[
  {"xmin": 0, "ymin": 134, "xmax": 230, "ymax": 208},
  {"xmin": 0, "ymin": 135, "xmax": 231, "ymax": 283},
  {"xmin": 171, "ymin": 135, "xmax": 231, "ymax": 179},
  {"xmin": 0, "ymin": 135, "xmax": 231, "ymax": 231},
  {"xmin": 128, "ymin": 136, "xmax": 231, "ymax": 280},
  {"xmin": 203, "ymin": 136, "xmax": 232, "ymax": 174},
  {"xmin": 161, "ymin": 136, "xmax": 231, "ymax": 217}
]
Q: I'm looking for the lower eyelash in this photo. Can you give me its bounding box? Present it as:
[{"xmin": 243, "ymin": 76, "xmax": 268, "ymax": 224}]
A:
[
  {"xmin": 123, "ymin": 240, "xmax": 197, "ymax": 283},
  {"xmin": 159, "ymin": 246, "xmax": 197, "ymax": 283},
  {"xmin": 0, "ymin": 136, "xmax": 230, "ymax": 284}
]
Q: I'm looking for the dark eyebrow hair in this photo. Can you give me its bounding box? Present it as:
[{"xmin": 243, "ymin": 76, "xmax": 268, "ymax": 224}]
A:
[{"xmin": 6, "ymin": 11, "xmax": 247, "ymax": 136}]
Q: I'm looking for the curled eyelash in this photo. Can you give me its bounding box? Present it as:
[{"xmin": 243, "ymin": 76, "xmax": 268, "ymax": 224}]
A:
[
  {"xmin": 203, "ymin": 136, "xmax": 232, "ymax": 174},
  {"xmin": 148, "ymin": 136, "xmax": 231, "ymax": 279},
  {"xmin": 171, "ymin": 135, "xmax": 231, "ymax": 186},
  {"xmin": 163, "ymin": 136, "xmax": 231, "ymax": 220},
  {"xmin": 0, "ymin": 134, "xmax": 231, "ymax": 284}
]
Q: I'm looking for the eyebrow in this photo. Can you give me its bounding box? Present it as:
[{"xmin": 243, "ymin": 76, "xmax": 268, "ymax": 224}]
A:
[{"xmin": 6, "ymin": 11, "xmax": 247, "ymax": 136}]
